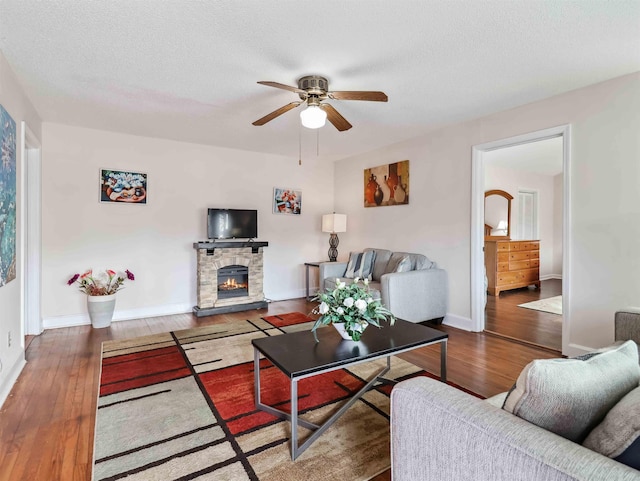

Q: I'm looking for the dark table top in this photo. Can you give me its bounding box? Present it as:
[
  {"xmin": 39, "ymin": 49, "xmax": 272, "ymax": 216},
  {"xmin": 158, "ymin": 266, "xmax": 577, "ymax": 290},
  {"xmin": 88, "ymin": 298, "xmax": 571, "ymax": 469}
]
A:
[{"xmin": 252, "ymin": 319, "xmax": 447, "ymax": 379}]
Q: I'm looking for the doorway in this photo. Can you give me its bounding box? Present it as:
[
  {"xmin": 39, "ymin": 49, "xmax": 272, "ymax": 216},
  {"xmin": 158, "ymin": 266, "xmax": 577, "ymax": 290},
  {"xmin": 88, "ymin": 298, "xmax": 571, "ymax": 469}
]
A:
[
  {"xmin": 471, "ymin": 125, "xmax": 571, "ymax": 354},
  {"xmin": 20, "ymin": 121, "xmax": 42, "ymax": 343}
]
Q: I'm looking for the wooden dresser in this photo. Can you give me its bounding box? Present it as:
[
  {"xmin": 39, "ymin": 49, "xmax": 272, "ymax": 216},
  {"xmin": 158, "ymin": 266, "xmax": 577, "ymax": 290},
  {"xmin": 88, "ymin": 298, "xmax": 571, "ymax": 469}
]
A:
[{"xmin": 485, "ymin": 240, "xmax": 541, "ymax": 296}]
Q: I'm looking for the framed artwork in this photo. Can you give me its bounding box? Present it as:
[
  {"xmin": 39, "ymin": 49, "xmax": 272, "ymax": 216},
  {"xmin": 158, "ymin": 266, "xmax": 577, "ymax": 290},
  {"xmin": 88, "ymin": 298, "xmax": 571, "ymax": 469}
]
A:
[
  {"xmin": 0, "ymin": 104, "xmax": 16, "ymax": 287},
  {"xmin": 100, "ymin": 169, "xmax": 148, "ymax": 204},
  {"xmin": 273, "ymin": 187, "xmax": 302, "ymax": 215},
  {"xmin": 364, "ymin": 160, "xmax": 409, "ymax": 207}
]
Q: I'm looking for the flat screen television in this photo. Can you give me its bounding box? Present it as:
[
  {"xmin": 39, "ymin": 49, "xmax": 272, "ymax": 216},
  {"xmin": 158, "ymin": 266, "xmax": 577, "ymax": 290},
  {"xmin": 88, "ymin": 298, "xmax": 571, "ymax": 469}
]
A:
[{"xmin": 207, "ymin": 208, "xmax": 258, "ymax": 240}]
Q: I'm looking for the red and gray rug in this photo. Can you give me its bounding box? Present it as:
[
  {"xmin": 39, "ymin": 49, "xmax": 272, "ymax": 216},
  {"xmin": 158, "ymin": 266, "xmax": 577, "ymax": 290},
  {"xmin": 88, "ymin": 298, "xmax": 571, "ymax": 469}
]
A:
[{"xmin": 94, "ymin": 312, "xmax": 471, "ymax": 481}]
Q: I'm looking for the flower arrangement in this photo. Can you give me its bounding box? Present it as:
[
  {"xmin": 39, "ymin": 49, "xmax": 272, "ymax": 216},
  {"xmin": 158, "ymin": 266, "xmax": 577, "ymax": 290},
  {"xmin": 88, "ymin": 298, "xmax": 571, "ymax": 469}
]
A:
[
  {"xmin": 67, "ymin": 269, "xmax": 135, "ymax": 296},
  {"xmin": 311, "ymin": 277, "xmax": 395, "ymax": 342}
]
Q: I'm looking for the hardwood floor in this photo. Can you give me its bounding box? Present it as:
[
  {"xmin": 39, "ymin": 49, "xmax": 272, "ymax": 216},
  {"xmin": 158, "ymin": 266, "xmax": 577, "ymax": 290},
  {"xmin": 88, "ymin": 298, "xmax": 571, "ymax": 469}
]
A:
[
  {"xmin": 0, "ymin": 299, "xmax": 559, "ymax": 481},
  {"xmin": 484, "ymin": 278, "xmax": 562, "ymax": 352}
]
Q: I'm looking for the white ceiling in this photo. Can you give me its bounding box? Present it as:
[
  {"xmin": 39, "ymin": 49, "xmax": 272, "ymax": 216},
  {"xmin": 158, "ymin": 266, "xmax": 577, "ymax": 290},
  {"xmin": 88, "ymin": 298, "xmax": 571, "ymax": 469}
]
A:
[{"xmin": 0, "ymin": 1, "xmax": 639, "ymax": 162}]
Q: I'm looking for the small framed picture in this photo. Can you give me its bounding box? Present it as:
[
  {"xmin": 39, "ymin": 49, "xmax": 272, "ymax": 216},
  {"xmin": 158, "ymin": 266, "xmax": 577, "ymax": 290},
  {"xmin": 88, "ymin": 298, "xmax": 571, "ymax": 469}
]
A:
[
  {"xmin": 100, "ymin": 169, "xmax": 148, "ymax": 204},
  {"xmin": 273, "ymin": 187, "xmax": 302, "ymax": 215}
]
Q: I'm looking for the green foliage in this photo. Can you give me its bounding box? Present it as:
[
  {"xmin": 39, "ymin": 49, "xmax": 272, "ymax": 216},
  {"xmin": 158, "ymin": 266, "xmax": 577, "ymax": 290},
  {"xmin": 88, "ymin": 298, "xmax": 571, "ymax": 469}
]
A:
[{"xmin": 311, "ymin": 277, "xmax": 395, "ymax": 342}]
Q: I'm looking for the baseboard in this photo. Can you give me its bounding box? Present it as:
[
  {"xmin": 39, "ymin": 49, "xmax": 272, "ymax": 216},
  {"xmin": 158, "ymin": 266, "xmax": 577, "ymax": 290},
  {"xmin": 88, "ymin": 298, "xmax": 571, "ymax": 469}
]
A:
[
  {"xmin": 540, "ymin": 274, "xmax": 563, "ymax": 281},
  {"xmin": 563, "ymin": 342, "xmax": 593, "ymax": 358},
  {"xmin": 42, "ymin": 302, "xmax": 193, "ymax": 330},
  {"xmin": 443, "ymin": 313, "xmax": 474, "ymax": 331},
  {"xmin": 0, "ymin": 354, "xmax": 26, "ymax": 409}
]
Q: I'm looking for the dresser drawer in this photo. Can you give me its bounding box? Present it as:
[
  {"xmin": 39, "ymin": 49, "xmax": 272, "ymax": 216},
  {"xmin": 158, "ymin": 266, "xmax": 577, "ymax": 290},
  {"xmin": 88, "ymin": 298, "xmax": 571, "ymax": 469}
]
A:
[
  {"xmin": 510, "ymin": 252, "xmax": 532, "ymax": 261},
  {"xmin": 530, "ymin": 250, "xmax": 539, "ymax": 259},
  {"xmin": 497, "ymin": 271, "xmax": 526, "ymax": 285},
  {"xmin": 497, "ymin": 262, "xmax": 509, "ymax": 272},
  {"xmin": 510, "ymin": 260, "xmax": 530, "ymax": 270},
  {"xmin": 497, "ymin": 252, "xmax": 509, "ymax": 262},
  {"xmin": 496, "ymin": 243, "xmax": 509, "ymax": 252},
  {"xmin": 530, "ymin": 259, "xmax": 540, "ymax": 267}
]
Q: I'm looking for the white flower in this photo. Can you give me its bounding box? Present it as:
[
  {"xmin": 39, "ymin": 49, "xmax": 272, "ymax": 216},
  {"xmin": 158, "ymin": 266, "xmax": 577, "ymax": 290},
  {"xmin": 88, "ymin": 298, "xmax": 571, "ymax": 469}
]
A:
[
  {"xmin": 319, "ymin": 301, "xmax": 329, "ymax": 314},
  {"xmin": 354, "ymin": 277, "xmax": 361, "ymax": 283},
  {"xmin": 336, "ymin": 279, "xmax": 346, "ymax": 289},
  {"xmin": 366, "ymin": 297, "xmax": 374, "ymax": 304},
  {"xmin": 343, "ymin": 297, "xmax": 354, "ymax": 308},
  {"xmin": 355, "ymin": 299, "xmax": 367, "ymax": 311},
  {"xmin": 363, "ymin": 278, "xmax": 369, "ymax": 285},
  {"xmin": 336, "ymin": 307, "xmax": 344, "ymax": 315}
]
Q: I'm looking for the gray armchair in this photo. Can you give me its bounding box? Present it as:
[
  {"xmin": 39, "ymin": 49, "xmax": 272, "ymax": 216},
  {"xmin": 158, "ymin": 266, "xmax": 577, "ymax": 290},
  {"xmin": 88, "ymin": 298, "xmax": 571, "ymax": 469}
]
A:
[{"xmin": 318, "ymin": 248, "xmax": 448, "ymax": 324}]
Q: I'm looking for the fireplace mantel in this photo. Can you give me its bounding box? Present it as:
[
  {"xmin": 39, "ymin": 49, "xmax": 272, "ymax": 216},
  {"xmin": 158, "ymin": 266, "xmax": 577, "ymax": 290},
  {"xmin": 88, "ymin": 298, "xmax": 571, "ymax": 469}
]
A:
[{"xmin": 193, "ymin": 241, "xmax": 268, "ymax": 317}]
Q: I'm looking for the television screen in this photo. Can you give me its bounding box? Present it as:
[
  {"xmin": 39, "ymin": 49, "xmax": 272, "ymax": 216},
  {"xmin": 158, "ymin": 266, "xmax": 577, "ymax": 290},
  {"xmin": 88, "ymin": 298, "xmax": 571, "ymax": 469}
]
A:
[{"xmin": 207, "ymin": 208, "xmax": 258, "ymax": 240}]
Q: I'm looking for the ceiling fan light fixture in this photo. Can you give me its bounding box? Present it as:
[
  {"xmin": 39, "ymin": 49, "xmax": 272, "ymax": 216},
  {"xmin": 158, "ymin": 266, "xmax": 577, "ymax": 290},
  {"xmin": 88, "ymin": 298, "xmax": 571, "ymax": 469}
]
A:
[{"xmin": 300, "ymin": 105, "xmax": 327, "ymax": 129}]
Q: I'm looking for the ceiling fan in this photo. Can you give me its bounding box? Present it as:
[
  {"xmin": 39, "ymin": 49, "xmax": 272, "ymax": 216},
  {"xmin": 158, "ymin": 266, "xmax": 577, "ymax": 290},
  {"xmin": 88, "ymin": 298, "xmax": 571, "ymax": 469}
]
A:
[{"xmin": 252, "ymin": 75, "xmax": 388, "ymax": 131}]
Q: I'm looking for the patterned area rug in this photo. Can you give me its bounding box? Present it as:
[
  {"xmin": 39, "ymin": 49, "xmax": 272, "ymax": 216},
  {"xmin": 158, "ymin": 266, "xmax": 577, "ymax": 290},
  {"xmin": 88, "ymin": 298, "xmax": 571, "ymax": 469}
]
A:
[
  {"xmin": 94, "ymin": 312, "xmax": 476, "ymax": 481},
  {"xmin": 518, "ymin": 295, "xmax": 563, "ymax": 315}
]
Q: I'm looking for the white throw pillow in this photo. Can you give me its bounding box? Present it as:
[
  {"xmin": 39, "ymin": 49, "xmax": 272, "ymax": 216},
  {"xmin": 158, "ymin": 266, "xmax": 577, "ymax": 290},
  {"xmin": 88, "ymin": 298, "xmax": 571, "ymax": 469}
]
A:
[{"xmin": 502, "ymin": 340, "xmax": 640, "ymax": 443}]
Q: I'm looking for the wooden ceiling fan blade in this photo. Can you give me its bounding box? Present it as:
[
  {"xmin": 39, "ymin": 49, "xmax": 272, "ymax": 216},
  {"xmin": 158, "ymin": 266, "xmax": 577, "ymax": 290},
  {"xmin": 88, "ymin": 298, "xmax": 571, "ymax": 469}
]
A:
[
  {"xmin": 328, "ymin": 91, "xmax": 388, "ymax": 102},
  {"xmin": 252, "ymin": 102, "xmax": 302, "ymax": 126},
  {"xmin": 320, "ymin": 104, "xmax": 353, "ymax": 131},
  {"xmin": 257, "ymin": 81, "xmax": 306, "ymax": 95}
]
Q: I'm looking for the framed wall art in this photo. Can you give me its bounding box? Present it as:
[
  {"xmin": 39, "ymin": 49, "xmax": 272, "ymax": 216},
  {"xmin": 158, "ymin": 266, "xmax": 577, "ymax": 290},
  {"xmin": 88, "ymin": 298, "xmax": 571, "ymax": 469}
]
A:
[
  {"xmin": 100, "ymin": 169, "xmax": 148, "ymax": 204},
  {"xmin": 273, "ymin": 187, "xmax": 302, "ymax": 215},
  {"xmin": 364, "ymin": 160, "xmax": 409, "ymax": 207},
  {"xmin": 0, "ymin": 104, "xmax": 16, "ymax": 287}
]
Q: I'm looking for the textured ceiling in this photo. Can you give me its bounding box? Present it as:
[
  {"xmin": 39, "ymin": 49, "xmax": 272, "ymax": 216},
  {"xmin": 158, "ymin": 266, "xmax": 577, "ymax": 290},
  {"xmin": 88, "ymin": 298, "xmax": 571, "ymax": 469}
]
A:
[{"xmin": 0, "ymin": 1, "xmax": 639, "ymax": 161}]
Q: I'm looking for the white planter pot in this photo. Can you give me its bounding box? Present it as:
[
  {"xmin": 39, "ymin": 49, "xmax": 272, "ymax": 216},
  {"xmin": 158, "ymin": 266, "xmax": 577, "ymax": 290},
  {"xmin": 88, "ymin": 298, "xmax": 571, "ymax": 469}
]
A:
[
  {"xmin": 87, "ymin": 294, "xmax": 116, "ymax": 328},
  {"xmin": 333, "ymin": 322, "xmax": 367, "ymax": 341}
]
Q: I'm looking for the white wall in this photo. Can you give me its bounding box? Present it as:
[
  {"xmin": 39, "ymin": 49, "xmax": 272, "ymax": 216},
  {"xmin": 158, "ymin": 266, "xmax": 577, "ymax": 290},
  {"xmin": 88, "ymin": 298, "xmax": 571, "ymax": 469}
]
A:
[
  {"xmin": 0, "ymin": 50, "xmax": 42, "ymax": 406},
  {"xmin": 484, "ymin": 164, "xmax": 559, "ymax": 279},
  {"xmin": 41, "ymin": 124, "xmax": 333, "ymax": 327},
  {"xmin": 553, "ymin": 173, "xmax": 563, "ymax": 277},
  {"xmin": 334, "ymin": 72, "xmax": 640, "ymax": 355}
]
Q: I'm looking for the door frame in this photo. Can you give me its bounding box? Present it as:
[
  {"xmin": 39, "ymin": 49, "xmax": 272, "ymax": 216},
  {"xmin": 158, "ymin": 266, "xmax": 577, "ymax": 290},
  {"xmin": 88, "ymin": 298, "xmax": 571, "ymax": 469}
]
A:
[
  {"xmin": 20, "ymin": 121, "xmax": 42, "ymax": 338},
  {"xmin": 470, "ymin": 125, "xmax": 571, "ymax": 352}
]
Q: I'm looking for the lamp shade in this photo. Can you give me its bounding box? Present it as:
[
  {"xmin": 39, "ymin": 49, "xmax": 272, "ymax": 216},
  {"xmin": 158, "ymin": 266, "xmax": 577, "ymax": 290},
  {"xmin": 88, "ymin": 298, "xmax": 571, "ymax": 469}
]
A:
[
  {"xmin": 300, "ymin": 105, "xmax": 327, "ymax": 129},
  {"xmin": 322, "ymin": 214, "xmax": 347, "ymax": 233}
]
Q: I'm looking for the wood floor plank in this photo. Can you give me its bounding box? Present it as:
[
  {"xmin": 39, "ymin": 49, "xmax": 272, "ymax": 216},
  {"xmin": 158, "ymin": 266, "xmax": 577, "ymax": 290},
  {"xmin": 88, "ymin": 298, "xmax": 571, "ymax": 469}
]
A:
[{"xmin": 0, "ymin": 298, "xmax": 560, "ymax": 480}]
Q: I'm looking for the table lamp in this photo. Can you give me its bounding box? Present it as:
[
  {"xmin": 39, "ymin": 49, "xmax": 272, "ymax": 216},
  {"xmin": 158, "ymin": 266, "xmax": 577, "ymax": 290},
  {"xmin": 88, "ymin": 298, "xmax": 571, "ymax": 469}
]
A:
[{"xmin": 321, "ymin": 214, "xmax": 347, "ymax": 262}]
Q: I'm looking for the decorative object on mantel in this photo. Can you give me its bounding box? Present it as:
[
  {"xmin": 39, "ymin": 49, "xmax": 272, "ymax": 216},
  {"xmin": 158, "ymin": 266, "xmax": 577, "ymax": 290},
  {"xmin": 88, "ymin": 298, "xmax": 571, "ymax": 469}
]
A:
[
  {"xmin": 100, "ymin": 169, "xmax": 147, "ymax": 204},
  {"xmin": 273, "ymin": 187, "xmax": 302, "ymax": 214},
  {"xmin": 321, "ymin": 213, "xmax": 347, "ymax": 262},
  {"xmin": 67, "ymin": 269, "xmax": 135, "ymax": 328},
  {"xmin": 364, "ymin": 160, "xmax": 409, "ymax": 207},
  {"xmin": 0, "ymin": 104, "xmax": 16, "ymax": 288},
  {"xmin": 311, "ymin": 277, "xmax": 395, "ymax": 342}
]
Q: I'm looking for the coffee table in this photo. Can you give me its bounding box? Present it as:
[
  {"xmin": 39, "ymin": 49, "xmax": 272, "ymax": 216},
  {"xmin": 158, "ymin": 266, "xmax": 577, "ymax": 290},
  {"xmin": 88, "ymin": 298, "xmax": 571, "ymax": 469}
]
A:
[{"xmin": 252, "ymin": 319, "xmax": 448, "ymax": 460}]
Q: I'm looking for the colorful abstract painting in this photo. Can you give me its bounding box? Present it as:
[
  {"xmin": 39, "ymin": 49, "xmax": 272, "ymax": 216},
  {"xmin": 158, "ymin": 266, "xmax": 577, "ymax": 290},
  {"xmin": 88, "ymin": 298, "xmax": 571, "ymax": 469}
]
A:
[
  {"xmin": 0, "ymin": 105, "xmax": 16, "ymax": 287},
  {"xmin": 100, "ymin": 169, "xmax": 147, "ymax": 204},
  {"xmin": 364, "ymin": 160, "xmax": 410, "ymax": 207},
  {"xmin": 273, "ymin": 187, "xmax": 301, "ymax": 215}
]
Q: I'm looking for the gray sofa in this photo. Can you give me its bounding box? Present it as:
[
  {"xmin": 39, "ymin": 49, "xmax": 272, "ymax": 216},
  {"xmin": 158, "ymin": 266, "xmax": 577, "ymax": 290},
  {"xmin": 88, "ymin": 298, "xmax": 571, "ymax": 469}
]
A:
[
  {"xmin": 390, "ymin": 309, "xmax": 640, "ymax": 481},
  {"xmin": 318, "ymin": 248, "xmax": 447, "ymax": 323}
]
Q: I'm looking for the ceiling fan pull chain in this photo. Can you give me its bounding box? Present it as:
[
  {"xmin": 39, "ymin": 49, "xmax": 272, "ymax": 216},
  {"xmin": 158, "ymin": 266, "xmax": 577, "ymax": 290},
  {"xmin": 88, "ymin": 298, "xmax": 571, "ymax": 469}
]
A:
[
  {"xmin": 298, "ymin": 122, "xmax": 302, "ymax": 166},
  {"xmin": 316, "ymin": 128, "xmax": 320, "ymax": 157}
]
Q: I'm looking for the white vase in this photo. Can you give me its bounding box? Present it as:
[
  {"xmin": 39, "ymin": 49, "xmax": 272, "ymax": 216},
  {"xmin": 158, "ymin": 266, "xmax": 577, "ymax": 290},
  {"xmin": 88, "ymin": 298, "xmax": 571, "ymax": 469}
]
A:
[
  {"xmin": 333, "ymin": 322, "xmax": 367, "ymax": 341},
  {"xmin": 87, "ymin": 294, "xmax": 116, "ymax": 328}
]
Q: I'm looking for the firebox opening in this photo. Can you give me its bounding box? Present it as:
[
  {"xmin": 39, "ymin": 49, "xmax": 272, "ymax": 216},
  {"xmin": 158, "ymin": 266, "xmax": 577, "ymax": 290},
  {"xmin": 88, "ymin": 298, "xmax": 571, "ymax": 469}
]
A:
[{"xmin": 218, "ymin": 265, "xmax": 249, "ymax": 299}]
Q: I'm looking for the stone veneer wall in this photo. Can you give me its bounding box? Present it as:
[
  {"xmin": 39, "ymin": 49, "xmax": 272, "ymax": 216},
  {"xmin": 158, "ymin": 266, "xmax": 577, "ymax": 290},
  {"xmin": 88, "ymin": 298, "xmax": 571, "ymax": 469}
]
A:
[{"xmin": 196, "ymin": 246, "xmax": 265, "ymax": 309}]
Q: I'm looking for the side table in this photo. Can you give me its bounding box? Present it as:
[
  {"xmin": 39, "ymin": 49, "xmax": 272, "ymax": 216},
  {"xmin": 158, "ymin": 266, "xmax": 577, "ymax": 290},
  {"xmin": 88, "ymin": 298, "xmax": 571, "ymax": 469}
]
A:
[{"xmin": 304, "ymin": 261, "xmax": 323, "ymax": 300}]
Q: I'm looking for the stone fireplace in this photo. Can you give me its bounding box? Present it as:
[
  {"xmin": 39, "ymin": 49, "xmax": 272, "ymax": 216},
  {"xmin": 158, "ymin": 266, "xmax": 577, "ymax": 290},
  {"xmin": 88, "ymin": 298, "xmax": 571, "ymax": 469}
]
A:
[{"xmin": 193, "ymin": 241, "xmax": 268, "ymax": 317}]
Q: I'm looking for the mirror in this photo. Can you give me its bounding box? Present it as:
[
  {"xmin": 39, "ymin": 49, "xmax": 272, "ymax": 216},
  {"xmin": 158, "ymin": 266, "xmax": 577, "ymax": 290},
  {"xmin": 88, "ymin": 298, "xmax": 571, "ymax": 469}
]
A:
[{"xmin": 484, "ymin": 189, "xmax": 513, "ymax": 240}]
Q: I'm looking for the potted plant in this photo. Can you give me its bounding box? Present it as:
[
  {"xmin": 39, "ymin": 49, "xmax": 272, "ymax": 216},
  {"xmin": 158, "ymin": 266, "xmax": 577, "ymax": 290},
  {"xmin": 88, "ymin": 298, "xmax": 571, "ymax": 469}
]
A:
[
  {"xmin": 311, "ymin": 277, "xmax": 395, "ymax": 342},
  {"xmin": 67, "ymin": 269, "xmax": 135, "ymax": 328}
]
